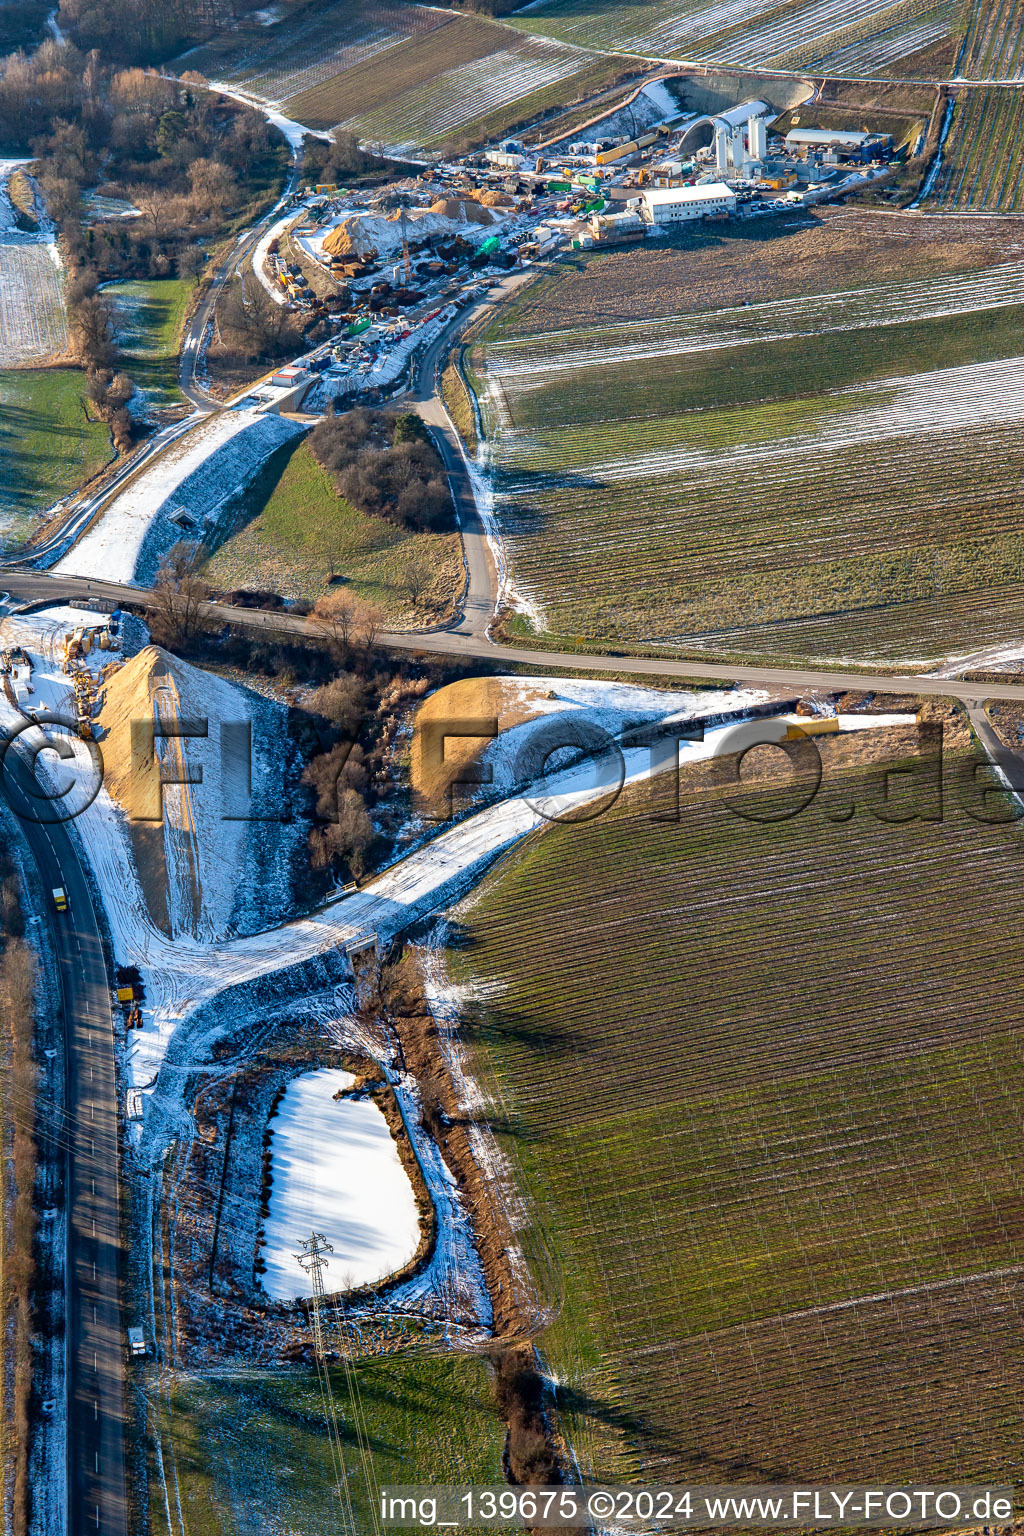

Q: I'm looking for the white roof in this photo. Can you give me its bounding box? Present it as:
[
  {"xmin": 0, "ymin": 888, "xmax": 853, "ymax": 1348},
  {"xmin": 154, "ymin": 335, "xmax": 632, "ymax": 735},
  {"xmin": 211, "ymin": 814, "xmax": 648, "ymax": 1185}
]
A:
[
  {"xmin": 785, "ymin": 128, "xmax": 871, "ymax": 146},
  {"xmin": 643, "ymin": 182, "xmax": 735, "ymax": 204},
  {"xmin": 717, "ymin": 100, "xmax": 771, "ymax": 127}
]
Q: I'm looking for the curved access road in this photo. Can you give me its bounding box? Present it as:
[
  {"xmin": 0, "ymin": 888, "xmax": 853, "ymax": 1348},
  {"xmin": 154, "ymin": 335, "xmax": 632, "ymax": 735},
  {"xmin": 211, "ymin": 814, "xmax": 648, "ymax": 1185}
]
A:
[
  {"xmin": 1, "ymin": 756, "xmax": 126, "ymax": 1536},
  {"xmin": 409, "ymin": 269, "xmax": 532, "ymax": 638},
  {"xmin": 7, "ymin": 568, "xmax": 1024, "ymax": 705},
  {"xmin": 179, "ymin": 144, "xmax": 307, "ymax": 409}
]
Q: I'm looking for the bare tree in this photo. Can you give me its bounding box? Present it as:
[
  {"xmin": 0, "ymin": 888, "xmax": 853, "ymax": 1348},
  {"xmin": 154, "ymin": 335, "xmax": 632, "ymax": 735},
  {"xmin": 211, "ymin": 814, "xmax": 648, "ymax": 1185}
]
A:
[
  {"xmin": 400, "ymin": 550, "xmax": 432, "ymax": 608},
  {"xmin": 310, "ymin": 673, "xmax": 366, "ymax": 733},
  {"xmin": 146, "ymin": 543, "xmax": 212, "ymax": 648},
  {"xmin": 131, "ymin": 184, "xmax": 180, "ymax": 243},
  {"xmin": 187, "ymin": 157, "xmax": 237, "ymax": 223},
  {"xmin": 218, "ymin": 275, "xmax": 295, "ymax": 360},
  {"xmin": 177, "ymin": 244, "xmax": 205, "ymax": 286},
  {"xmin": 310, "ymin": 590, "xmax": 383, "ymax": 657},
  {"xmin": 69, "ymin": 292, "xmax": 115, "ymax": 368}
]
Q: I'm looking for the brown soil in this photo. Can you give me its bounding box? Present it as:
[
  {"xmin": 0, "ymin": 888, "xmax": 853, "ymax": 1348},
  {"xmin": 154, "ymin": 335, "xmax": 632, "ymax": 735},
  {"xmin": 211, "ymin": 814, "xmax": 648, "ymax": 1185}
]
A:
[
  {"xmin": 816, "ymin": 78, "xmax": 940, "ymax": 116},
  {"xmin": 491, "ymin": 204, "xmax": 1017, "ymax": 334},
  {"xmin": 429, "ymin": 197, "xmax": 497, "ymax": 223},
  {"xmin": 889, "ymin": 33, "xmax": 959, "ymax": 80},
  {"xmin": 380, "ymin": 952, "xmax": 542, "ymax": 1341}
]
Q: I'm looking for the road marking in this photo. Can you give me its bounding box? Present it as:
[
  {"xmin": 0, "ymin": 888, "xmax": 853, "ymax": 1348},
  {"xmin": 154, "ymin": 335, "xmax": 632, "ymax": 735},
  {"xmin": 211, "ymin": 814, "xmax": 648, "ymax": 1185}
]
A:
[{"xmin": 93, "ymin": 1399, "xmax": 97, "ymax": 1419}]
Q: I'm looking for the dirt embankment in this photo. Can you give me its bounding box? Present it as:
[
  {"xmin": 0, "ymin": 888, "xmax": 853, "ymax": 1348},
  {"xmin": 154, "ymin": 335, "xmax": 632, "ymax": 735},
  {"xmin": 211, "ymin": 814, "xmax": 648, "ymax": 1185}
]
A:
[
  {"xmin": 377, "ymin": 952, "xmax": 565, "ymax": 1491},
  {"xmin": 410, "ymin": 676, "xmax": 560, "ymax": 814},
  {"xmin": 283, "ymin": 234, "xmax": 346, "ymax": 302},
  {"xmin": 97, "ymin": 645, "xmax": 185, "ymax": 933}
]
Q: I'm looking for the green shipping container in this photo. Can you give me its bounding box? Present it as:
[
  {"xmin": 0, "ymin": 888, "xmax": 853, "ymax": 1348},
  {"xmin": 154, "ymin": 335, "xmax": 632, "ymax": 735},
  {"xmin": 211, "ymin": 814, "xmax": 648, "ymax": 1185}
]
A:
[
  {"xmin": 546, "ymin": 180, "xmax": 571, "ymax": 192},
  {"xmin": 347, "ymin": 317, "xmax": 371, "ymax": 336}
]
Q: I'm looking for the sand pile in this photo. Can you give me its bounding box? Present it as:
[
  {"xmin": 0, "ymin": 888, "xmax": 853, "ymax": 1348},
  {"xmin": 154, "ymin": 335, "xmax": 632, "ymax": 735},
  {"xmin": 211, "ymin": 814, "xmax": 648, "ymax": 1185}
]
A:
[
  {"xmin": 98, "ymin": 645, "xmax": 257, "ymax": 940},
  {"xmin": 322, "ymin": 218, "xmax": 374, "ymax": 258},
  {"xmin": 323, "ymin": 200, "xmax": 502, "ymax": 261},
  {"xmin": 99, "ymin": 644, "xmax": 252, "ymax": 817},
  {"xmin": 100, "ymin": 645, "xmax": 170, "ymax": 820},
  {"xmin": 411, "ymin": 676, "xmax": 552, "ymax": 813},
  {"xmin": 429, "ymin": 196, "xmax": 498, "ymax": 224},
  {"xmin": 477, "ymin": 189, "xmax": 515, "ymax": 208}
]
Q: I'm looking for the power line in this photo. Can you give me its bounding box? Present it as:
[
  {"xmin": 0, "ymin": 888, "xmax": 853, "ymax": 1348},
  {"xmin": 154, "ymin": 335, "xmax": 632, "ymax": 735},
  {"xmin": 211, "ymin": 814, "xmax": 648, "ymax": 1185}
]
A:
[
  {"xmin": 296, "ymin": 1232, "xmax": 383, "ymax": 1536},
  {"xmin": 296, "ymin": 1232, "xmax": 356, "ymax": 1534}
]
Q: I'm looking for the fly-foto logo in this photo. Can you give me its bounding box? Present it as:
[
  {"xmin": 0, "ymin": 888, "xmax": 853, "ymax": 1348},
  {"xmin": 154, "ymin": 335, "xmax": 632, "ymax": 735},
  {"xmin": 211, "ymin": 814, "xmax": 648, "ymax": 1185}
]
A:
[{"xmin": 1, "ymin": 710, "xmax": 1019, "ymax": 831}]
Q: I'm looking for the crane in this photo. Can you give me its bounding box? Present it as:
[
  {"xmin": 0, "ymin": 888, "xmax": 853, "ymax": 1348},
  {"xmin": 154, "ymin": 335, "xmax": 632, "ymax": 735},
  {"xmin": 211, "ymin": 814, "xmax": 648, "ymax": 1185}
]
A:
[{"xmin": 375, "ymin": 190, "xmax": 415, "ymax": 284}]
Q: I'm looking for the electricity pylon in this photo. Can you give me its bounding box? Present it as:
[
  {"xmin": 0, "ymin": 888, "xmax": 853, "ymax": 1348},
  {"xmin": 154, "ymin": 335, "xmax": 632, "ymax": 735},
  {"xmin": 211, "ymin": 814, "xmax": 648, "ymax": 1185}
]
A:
[
  {"xmin": 296, "ymin": 1232, "xmax": 382, "ymax": 1536},
  {"xmin": 297, "ymin": 1231, "xmax": 333, "ymax": 1356},
  {"xmin": 296, "ymin": 1233, "xmax": 357, "ymax": 1533}
]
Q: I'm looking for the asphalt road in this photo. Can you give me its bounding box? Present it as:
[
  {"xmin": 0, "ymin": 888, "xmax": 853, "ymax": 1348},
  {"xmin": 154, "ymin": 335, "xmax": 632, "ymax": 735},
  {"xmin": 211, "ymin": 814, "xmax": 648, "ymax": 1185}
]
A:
[
  {"xmin": 179, "ymin": 147, "xmax": 307, "ymax": 408},
  {"xmin": 2, "ymin": 753, "xmax": 126, "ymax": 1536},
  {"xmin": 407, "ymin": 270, "xmax": 535, "ymax": 641},
  {"xmin": 965, "ymin": 700, "xmax": 1024, "ymax": 794},
  {"xmin": 8, "ymin": 568, "xmax": 1024, "ymax": 705},
  {"xmin": 5, "ymin": 416, "xmax": 202, "ymax": 573}
]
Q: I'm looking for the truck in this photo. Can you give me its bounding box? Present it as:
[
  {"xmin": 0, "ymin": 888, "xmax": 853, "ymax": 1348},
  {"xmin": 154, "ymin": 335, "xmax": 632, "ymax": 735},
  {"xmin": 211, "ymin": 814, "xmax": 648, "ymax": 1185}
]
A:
[
  {"xmin": 51, "ymin": 887, "xmax": 67, "ymax": 913},
  {"xmin": 128, "ymin": 1327, "xmax": 147, "ymax": 1357}
]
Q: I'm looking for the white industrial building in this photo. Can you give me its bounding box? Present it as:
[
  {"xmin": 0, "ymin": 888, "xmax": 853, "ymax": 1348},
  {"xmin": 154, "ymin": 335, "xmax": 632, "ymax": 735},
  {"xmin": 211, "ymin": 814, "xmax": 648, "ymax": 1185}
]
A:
[
  {"xmin": 784, "ymin": 128, "xmax": 873, "ymax": 154},
  {"xmin": 641, "ymin": 183, "xmax": 736, "ymax": 224}
]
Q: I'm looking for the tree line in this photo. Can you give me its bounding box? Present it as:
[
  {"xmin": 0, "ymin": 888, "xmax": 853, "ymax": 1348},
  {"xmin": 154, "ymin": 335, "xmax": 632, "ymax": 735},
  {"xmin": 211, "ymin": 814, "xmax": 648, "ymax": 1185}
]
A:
[
  {"xmin": 0, "ymin": 38, "xmax": 290, "ymax": 444},
  {"xmin": 0, "ymin": 843, "xmax": 39, "ymax": 1536}
]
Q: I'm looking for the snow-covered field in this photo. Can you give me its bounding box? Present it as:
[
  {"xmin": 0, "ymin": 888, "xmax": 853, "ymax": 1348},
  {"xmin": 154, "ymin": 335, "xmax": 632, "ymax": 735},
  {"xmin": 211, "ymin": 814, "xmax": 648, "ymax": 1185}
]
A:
[
  {"xmin": 0, "ymin": 238, "xmax": 67, "ymax": 366},
  {"xmin": 54, "ymin": 408, "xmax": 306, "ymax": 584},
  {"xmin": 0, "ymin": 160, "xmax": 67, "ymax": 366},
  {"xmin": 513, "ymin": 0, "xmax": 948, "ymax": 73},
  {"xmin": 571, "ymin": 354, "xmax": 1024, "ymax": 486},
  {"xmin": 810, "ymin": 10, "xmax": 950, "ymax": 71},
  {"xmin": 260, "ymin": 1068, "xmax": 422, "ymax": 1299}
]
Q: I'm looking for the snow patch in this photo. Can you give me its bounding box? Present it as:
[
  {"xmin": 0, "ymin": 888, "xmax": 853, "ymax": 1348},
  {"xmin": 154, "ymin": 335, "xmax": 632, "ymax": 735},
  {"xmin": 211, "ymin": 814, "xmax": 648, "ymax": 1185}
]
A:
[
  {"xmin": 205, "ymin": 80, "xmax": 331, "ymax": 149},
  {"xmin": 260, "ymin": 1068, "xmax": 422, "ymax": 1299}
]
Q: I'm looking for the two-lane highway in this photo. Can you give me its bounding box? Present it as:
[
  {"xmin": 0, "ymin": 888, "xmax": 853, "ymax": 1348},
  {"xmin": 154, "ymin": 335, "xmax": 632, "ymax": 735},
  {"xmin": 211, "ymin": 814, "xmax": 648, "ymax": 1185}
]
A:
[
  {"xmin": 2, "ymin": 754, "xmax": 127, "ymax": 1536},
  {"xmin": 7, "ymin": 568, "xmax": 1024, "ymax": 705}
]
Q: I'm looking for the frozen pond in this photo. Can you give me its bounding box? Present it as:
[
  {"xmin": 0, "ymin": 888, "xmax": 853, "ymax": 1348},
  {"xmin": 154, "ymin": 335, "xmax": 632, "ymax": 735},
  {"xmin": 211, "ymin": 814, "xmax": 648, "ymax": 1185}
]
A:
[{"xmin": 260, "ymin": 1067, "xmax": 422, "ymax": 1300}]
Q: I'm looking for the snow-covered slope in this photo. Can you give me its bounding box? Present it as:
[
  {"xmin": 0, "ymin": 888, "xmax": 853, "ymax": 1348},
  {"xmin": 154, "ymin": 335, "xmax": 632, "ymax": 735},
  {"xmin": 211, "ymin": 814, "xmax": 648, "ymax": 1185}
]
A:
[{"xmin": 55, "ymin": 408, "xmax": 306, "ymax": 584}]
